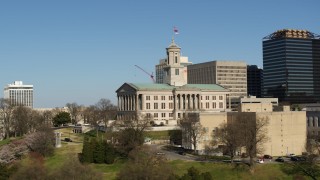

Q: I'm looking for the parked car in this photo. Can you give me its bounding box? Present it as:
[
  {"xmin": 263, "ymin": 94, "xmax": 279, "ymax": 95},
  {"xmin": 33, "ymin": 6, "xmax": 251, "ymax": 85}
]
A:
[
  {"xmin": 64, "ymin": 138, "xmax": 73, "ymax": 142},
  {"xmin": 263, "ymin": 155, "xmax": 273, "ymax": 159},
  {"xmin": 257, "ymin": 159, "xmax": 264, "ymax": 164},
  {"xmin": 292, "ymin": 156, "xmax": 307, "ymax": 162},
  {"xmin": 275, "ymin": 157, "xmax": 285, "ymax": 162},
  {"xmin": 287, "ymin": 153, "xmax": 296, "ymax": 158},
  {"xmin": 290, "ymin": 156, "xmax": 298, "ymax": 161},
  {"xmin": 156, "ymin": 152, "xmax": 165, "ymax": 155}
]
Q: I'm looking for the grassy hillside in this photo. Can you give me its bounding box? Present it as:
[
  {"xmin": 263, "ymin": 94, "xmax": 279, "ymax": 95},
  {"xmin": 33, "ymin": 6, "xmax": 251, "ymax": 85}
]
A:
[{"xmin": 44, "ymin": 128, "xmax": 302, "ymax": 180}]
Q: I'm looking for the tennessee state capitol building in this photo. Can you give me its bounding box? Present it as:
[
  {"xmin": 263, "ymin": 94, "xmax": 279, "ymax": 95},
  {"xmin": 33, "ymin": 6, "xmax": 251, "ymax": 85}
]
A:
[{"xmin": 116, "ymin": 39, "xmax": 230, "ymax": 125}]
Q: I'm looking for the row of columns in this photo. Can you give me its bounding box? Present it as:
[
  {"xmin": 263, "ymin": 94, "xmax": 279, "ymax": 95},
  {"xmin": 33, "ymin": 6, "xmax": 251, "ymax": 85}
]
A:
[
  {"xmin": 118, "ymin": 94, "xmax": 137, "ymax": 111},
  {"xmin": 175, "ymin": 94, "xmax": 200, "ymax": 110},
  {"xmin": 118, "ymin": 93, "xmax": 202, "ymax": 111}
]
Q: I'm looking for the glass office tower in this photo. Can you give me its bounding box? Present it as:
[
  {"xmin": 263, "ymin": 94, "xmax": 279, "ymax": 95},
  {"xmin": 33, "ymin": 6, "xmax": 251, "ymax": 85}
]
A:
[
  {"xmin": 247, "ymin": 65, "xmax": 263, "ymax": 98},
  {"xmin": 263, "ymin": 29, "xmax": 320, "ymax": 104}
]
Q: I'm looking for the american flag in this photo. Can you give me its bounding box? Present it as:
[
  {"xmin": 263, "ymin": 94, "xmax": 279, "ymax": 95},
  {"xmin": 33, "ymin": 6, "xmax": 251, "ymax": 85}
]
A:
[{"xmin": 174, "ymin": 26, "xmax": 179, "ymax": 35}]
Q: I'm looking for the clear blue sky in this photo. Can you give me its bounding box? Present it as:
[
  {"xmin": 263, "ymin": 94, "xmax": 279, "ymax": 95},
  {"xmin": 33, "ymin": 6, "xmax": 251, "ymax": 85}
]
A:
[{"xmin": 0, "ymin": 0, "xmax": 319, "ymax": 108}]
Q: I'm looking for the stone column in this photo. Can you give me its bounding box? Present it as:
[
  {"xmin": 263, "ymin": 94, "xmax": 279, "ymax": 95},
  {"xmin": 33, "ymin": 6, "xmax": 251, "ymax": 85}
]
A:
[
  {"xmin": 195, "ymin": 94, "xmax": 198, "ymax": 109},
  {"xmin": 129, "ymin": 95, "xmax": 132, "ymax": 111},
  {"xmin": 190, "ymin": 94, "xmax": 194, "ymax": 110},
  {"xmin": 117, "ymin": 95, "xmax": 120, "ymax": 111},
  {"xmin": 180, "ymin": 94, "xmax": 183, "ymax": 110},
  {"xmin": 141, "ymin": 94, "xmax": 145, "ymax": 110},
  {"xmin": 55, "ymin": 132, "xmax": 61, "ymax": 148},
  {"xmin": 120, "ymin": 96, "xmax": 123, "ymax": 111}
]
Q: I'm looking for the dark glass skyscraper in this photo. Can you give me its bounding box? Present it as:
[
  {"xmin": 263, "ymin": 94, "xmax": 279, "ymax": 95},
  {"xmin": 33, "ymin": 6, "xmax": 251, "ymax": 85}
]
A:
[
  {"xmin": 247, "ymin": 65, "xmax": 263, "ymax": 98},
  {"xmin": 263, "ymin": 29, "xmax": 320, "ymax": 104}
]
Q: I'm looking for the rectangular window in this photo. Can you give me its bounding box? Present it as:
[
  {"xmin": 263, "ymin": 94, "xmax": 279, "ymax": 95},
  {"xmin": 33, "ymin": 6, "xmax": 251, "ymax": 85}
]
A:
[
  {"xmin": 146, "ymin": 103, "xmax": 150, "ymax": 109},
  {"xmin": 219, "ymin": 96, "xmax": 223, "ymax": 100},
  {"xmin": 161, "ymin": 103, "xmax": 166, "ymax": 109},
  {"xmin": 154, "ymin": 96, "xmax": 158, "ymax": 100},
  {"xmin": 219, "ymin": 102, "xmax": 223, "ymax": 108},
  {"xmin": 169, "ymin": 96, "xmax": 173, "ymax": 100},
  {"xmin": 178, "ymin": 113, "xmax": 181, "ymax": 118},
  {"xmin": 146, "ymin": 96, "xmax": 150, "ymax": 100},
  {"xmin": 162, "ymin": 113, "xmax": 166, "ymax": 118},
  {"xmin": 161, "ymin": 96, "xmax": 165, "ymax": 100},
  {"xmin": 146, "ymin": 113, "xmax": 151, "ymax": 118},
  {"xmin": 206, "ymin": 102, "xmax": 209, "ymax": 109},
  {"xmin": 154, "ymin": 103, "xmax": 158, "ymax": 109},
  {"xmin": 169, "ymin": 113, "xmax": 173, "ymax": 117},
  {"xmin": 175, "ymin": 69, "xmax": 179, "ymax": 75},
  {"xmin": 213, "ymin": 102, "xmax": 216, "ymax": 109},
  {"xmin": 154, "ymin": 113, "xmax": 158, "ymax": 118},
  {"xmin": 212, "ymin": 96, "xmax": 216, "ymax": 100},
  {"xmin": 169, "ymin": 103, "xmax": 173, "ymax": 109},
  {"xmin": 206, "ymin": 96, "xmax": 209, "ymax": 100}
]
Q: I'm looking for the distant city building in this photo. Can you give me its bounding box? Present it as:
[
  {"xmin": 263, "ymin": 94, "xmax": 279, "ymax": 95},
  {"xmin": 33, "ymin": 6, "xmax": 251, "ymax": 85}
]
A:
[
  {"xmin": 187, "ymin": 61, "xmax": 247, "ymax": 108},
  {"xmin": 116, "ymin": 39, "xmax": 230, "ymax": 125},
  {"xmin": 4, "ymin": 81, "xmax": 33, "ymax": 108},
  {"xmin": 263, "ymin": 29, "xmax": 320, "ymax": 104},
  {"xmin": 247, "ymin": 65, "xmax": 263, "ymax": 98}
]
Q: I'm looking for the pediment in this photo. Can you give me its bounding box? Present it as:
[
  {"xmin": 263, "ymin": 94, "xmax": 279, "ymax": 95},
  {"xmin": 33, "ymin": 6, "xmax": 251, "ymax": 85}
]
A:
[{"xmin": 116, "ymin": 83, "xmax": 137, "ymax": 94}]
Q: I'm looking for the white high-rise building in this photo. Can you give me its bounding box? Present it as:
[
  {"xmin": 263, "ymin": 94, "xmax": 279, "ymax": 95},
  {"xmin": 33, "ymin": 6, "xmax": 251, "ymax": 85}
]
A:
[{"xmin": 4, "ymin": 81, "xmax": 34, "ymax": 108}]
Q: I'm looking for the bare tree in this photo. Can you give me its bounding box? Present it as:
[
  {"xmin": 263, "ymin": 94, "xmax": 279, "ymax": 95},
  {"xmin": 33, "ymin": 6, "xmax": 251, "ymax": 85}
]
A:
[
  {"xmin": 234, "ymin": 114, "xmax": 269, "ymax": 167},
  {"xmin": 114, "ymin": 114, "xmax": 152, "ymax": 156},
  {"xmin": 12, "ymin": 106, "xmax": 32, "ymax": 137},
  {"xmin": 84, "ymin": 105, "xmax": 101, "ymax": 136},
  {"xmin": 180, "ymin": 113, "xmax": 207, "ymax": 154},
  {"xmin": 41, "ymin": 110, "xmax": 53, "ymax": 126},
  {"xmin": 95, "ymin": 98, "xmax": 117, "ymax": 129},
  {"xmin": 212, "ymin": 122, "xmax": 241, "ymax": 162},
  {"xmin": 117, "ymin": 145, "xmax": 173, "ymax": 180},
  {"xmin": 66, "ymin": 102, "xmax": 82, "ymax": 125},
  {"xmin": 281, "ymin": 139, "xmax": 320, "ymax": 180},
  {"xmin": 0, "ymin": 98, "xmax": 14, "ymax": 139}
]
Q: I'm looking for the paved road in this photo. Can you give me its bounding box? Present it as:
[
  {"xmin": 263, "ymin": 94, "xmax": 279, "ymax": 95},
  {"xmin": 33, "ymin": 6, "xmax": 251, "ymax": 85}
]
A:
[
  {"xmin": 147, "ymin": 144, "xmax": 294, "ymax": 165},
  {"xmin": 148, "ymin": 144, "xmax": 197, "ymax": 161}
]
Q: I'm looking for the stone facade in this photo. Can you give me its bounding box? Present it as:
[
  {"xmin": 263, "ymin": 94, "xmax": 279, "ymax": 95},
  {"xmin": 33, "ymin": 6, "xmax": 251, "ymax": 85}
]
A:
[
  {"xmin": 183, "ymin": 98, "xmax": 307, "ymax": 157},
  {"xmin": 116, "ymin": 83, "xmax": 229, "ymax": 125}
]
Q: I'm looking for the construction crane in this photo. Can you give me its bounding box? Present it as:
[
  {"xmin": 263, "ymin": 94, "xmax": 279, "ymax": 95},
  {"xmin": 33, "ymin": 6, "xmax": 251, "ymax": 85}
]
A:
[{"xmin": 134, "ymin": 65, "xmax": 155, "ymax": 83}]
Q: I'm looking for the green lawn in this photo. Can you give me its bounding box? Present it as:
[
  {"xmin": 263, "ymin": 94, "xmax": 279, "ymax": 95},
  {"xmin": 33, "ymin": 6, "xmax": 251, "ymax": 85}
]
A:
[
  {"xmin": 0, "ymin": 138, "xmax": 11, "ymax": 147},
  {"xmin": 144, "ymin": 130, "xmax": 170, "ymax": 140},
  {"xmin": 169, "ymin": 160, "xmax": 295, "ymax": 180},
  {"xmin": 45, "ymin": 128, "xmax": 84, "ymax": 171}
]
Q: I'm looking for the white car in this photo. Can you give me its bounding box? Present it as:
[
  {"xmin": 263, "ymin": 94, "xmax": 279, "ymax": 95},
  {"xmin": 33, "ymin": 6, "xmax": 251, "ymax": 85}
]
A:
[{"xmin": 257, "ymin": 159, "xmax": 264, "ymax": 164}]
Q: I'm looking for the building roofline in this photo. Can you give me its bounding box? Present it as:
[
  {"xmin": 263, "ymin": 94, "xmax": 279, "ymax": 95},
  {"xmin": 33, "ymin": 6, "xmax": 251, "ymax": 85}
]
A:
[{"xmin": 263, "ymin": 29, "xmax": 320, "ymax": 40}]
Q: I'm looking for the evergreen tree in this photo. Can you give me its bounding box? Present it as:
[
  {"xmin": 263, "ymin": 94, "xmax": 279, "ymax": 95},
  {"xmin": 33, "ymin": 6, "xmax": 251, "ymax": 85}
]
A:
[
  {"xmin": 104, "ymin": 142, "xmax": 116, "ymax": 164},
  {"xmin": 81, "ymin": 136, "xmax": 94, "ymax": 163},
  {"xmin": 94, "ymin": 141, "xmax": 105, "ymax": 163}
]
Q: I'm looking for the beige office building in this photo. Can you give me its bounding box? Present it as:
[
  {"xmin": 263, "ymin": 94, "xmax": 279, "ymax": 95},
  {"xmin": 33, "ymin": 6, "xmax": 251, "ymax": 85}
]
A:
[
  {"xmin": 182, "ymin": 97, "xmax": 307, "ymax": 157},
  {"xmin": 116, "ymin": 39, "xmax": 230, "ymax": 125},
  {"xmin": 187, "ymin": 61, "xmax": 247, "ymax": 109}
]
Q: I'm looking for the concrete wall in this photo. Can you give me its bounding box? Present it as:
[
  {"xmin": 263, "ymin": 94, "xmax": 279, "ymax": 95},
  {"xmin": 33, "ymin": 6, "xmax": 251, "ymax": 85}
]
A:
[{"xmin": 186, "ymin": 106, "xmax": 307, "ymax": 157}]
